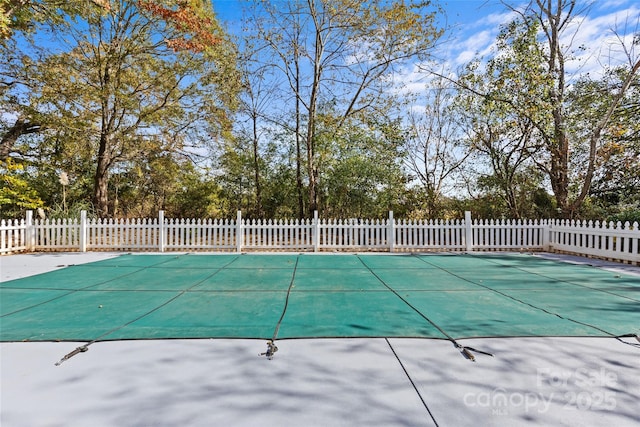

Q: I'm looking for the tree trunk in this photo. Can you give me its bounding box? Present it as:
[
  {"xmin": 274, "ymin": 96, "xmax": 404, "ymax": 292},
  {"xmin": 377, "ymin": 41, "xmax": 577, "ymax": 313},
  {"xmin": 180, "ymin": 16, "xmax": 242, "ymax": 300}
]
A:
[
  {"xmin": 549, "ymin": 132, "xmax": 570, "ymax": 218},
  {"xmin": 306, "ymin": 127, "xmax": 317, "ymax": 215},
  {"xmin": 295, "ymin": 47, "xmax": 304, "ymax": 219},
  {"xmin": 306, "ymin": 7, "xmax": 323, "ymax": 217},
  {"xmin": 251, "ymin": 112, "xmax": 263, "ymax": 217},
  {"xmin": 93, "ymin": 133, "xmax": 111, "ymax": 217}
]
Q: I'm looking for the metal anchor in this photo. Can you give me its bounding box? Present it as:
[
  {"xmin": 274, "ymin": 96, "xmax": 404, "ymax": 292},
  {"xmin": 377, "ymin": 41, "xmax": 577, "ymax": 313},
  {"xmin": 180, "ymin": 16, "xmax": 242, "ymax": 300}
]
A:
[{"xmin": 260, "ymin": 340, "xmax": 278, "ymax": 360}]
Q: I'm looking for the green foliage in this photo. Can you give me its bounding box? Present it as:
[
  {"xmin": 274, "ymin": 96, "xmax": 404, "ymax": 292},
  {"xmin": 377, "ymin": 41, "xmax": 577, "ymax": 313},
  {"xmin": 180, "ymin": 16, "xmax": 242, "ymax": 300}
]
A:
[
  {"xmin": 109, "ymin": 154, "xmax": 223, "ymax": 218},
  {"xmin": 215, "ymin": 111, "xmax": 414, "ymax": 219},
  {"xmin": 0, "ymin": 159, "xmax": 44, "ymax": 217},
  {"xmin": 214, "ymin": 139, "xmax": 263, "ymax": 217},
  {"xmin": 47, "ymin": 199, "xmax": 96, "ymax": 220},
  {"xmin": 259, "ymin": 164, "xmax": 301, "ymax": 218},
  {"xmin": 0, "ymin": 0, "xmax": 96, "ymax": 40},
  {"xmin": 532, "ymin": 189, "xmax": 555, "ymax": 218},
  {"xmin": 317, "ymin": 115, "xmax": 408, "ymax": 218},
  {"xmin": 608, "ymin": 209, "xmax": 640, "ymax": 225},
  {"xmin": 164, "ymin": 172, "xmax": 224, "ymax": 218}
]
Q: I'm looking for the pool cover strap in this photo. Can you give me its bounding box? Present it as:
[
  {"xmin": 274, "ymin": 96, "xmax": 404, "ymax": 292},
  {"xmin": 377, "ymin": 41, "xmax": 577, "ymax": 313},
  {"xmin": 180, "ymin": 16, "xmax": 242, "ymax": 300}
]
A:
[
  {"xmin": 261, "ymin": 256, "xmax": 300, "ymax": 360},
  {"xmin": 459, "ymin": 345, "xmax": 494, "ymax": 360},
  {"xmin": 616, "ymin": 333, "xmax": 640, "ymax": 346},
  {"xmin": 55, "ymin": 344, "xmax": 88, "ymax": 366}
]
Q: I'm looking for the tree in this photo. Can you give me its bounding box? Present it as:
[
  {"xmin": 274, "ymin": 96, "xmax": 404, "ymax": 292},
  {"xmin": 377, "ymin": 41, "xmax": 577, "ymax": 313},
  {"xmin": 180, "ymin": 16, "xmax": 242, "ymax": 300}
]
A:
[
  {"xmin": 455, "ymin": 59, "xmax": 546, "ymax": 218},
  {"xmin": 456, "ymin": 0, "xmax": 640, "ymax": 218},
  {"xmin": 233, "ymin": 43, "xmax": 286, "ymax": 217},
  {"xmin": 530, "ymin": 0, "xmax": 640, "ymax": 217},
  {"xmin": 0, "ymin": 118, "xmax": 41, "ymax": 160},
  {"xmin": 214, "ymin": 138, "xmax": 260, "ymax": 215},
  {"xmin": 246, "ymin": 0, "xmax": 443, "ymax": 216},
  {"xmin": 2, "ymin": 0, "xmax": 240, "ymax": 216},
  {"xmin": 405, "ymin": 75, "xmax": 471, "ymax": 217},
  {"xmin": 215, "ymin": 126, "xmax": 299, "ymax": 218},
  {"xmin": 1, "ymin": 0, "xmax": 219, "ymax": 43}
]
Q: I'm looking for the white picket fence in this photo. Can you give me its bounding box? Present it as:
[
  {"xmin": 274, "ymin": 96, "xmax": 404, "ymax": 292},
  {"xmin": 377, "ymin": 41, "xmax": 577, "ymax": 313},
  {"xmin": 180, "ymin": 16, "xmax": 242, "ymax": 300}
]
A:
[{"xmin": 1, "ymin": 210, "xmax": 638, "ymax": 263}]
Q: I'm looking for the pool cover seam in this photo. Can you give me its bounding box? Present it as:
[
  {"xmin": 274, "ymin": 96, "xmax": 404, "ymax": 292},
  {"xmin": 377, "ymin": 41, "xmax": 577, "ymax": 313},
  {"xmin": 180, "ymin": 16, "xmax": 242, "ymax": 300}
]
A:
[
  {"xmin": 414, "ymin": 254, "xmax": 636, "ymax": 341},
  {"xmin": 85, "ymin": 256, "xmax": 242, "ymax": 342},
  {"xmin": 476, "ymin": 253, "xmax": 640, "ymax": 303},
  {"xmin": 473, "ymin": 254, "xmax": 640, "ymax": 303}
]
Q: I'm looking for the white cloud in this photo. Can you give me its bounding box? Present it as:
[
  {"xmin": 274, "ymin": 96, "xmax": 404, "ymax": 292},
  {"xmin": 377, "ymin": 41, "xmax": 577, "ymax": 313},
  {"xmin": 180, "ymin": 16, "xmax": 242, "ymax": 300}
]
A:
[
  {"xmin": 452, "ymin": 29, "xmax": 496, "ymax": 66},
  {"xmin": 561, "ymin": 5, "xmax": 639, "ymax": 78},
  {"xmin": 479, "ymin": 9, "xmax": 521, "ymax": 27},
  {"xmin": 389, "ymin": 64, "xmax": 429, "ymax": 95}
]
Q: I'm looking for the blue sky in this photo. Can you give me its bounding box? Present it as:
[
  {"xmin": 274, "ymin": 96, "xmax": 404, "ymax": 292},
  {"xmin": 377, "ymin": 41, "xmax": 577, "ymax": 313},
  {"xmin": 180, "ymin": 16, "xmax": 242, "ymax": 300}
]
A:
[
  {"xmin": 211, "ymin": 0, "xmax": 506, "ymax": 25},
  {"xmin": 211, "ymin": 0, "xmax": 639, "ymax": 90}
]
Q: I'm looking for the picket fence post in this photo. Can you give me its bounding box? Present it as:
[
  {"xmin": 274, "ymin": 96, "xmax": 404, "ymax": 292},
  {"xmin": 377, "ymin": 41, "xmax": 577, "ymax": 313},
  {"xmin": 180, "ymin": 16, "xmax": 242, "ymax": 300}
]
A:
[
  {"xmin": 464, "ymin": 210, "xmax": 473, "ymax": 252},
  {"xmin": 388, "ymin": 211, "xmax": 395, "ymax": 252},
  {"xmin": 158, "ymin": 210, "xmax": 165, "ymax": 252},
  {"xmin": 236, "ymin": 211, "xmax": 243, "ymax": 253},
  {"xmin": 79, "ymin": 210, "xmax": 87, "ymax": 252},
  {"xmin": 542, "ymin": 218, "xmax": 551, "ymax": 251},
  {"xmin": 313, "ymin": 210, "xmax": 319, "ymax": 252},
  {"xmin": 25, "ymin": 210, "xmax": 34, "ymax": 251}
]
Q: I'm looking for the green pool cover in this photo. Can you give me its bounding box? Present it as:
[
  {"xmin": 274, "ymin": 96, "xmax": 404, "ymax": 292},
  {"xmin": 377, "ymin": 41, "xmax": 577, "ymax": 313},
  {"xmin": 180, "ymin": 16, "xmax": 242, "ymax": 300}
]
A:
[{"xmin": 1, "ymin": 253, "xmax": 638, "ymax": 343}]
